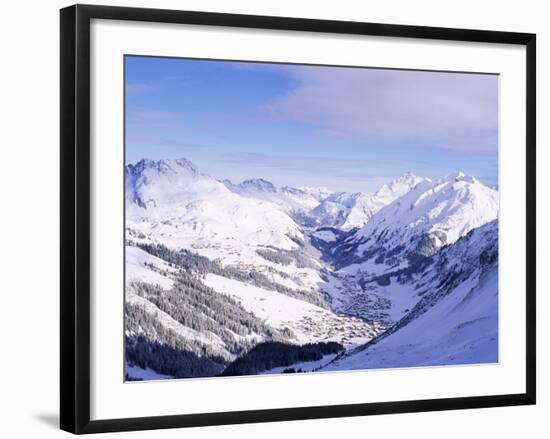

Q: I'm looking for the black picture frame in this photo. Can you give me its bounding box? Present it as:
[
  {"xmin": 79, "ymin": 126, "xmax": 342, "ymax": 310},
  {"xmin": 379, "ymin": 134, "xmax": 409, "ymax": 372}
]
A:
[{"xmin": 60, "ymin": 4, "xmax": 536, "ymax": 434}]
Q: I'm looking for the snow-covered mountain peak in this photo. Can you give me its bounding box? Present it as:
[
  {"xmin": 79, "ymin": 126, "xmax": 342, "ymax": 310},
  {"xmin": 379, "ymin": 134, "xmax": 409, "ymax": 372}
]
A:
[
  {"xmin": 283, "ymin": 186, "xmax": 333, "ymax": 201},
  {"xmin": 222, "ymin": 178, "xmax": 333, "ymax": 219},
  {"xmin": 221, "ymin": 171, "xmax": 432, "ymax": 231},
  {"xmin": 239, "ymin": 178, "xmax": 277, "ymax": 193},
  {"xmin": 125, "ymin": 156, "xmax": 499, "ymax": 378},
  {"xmin": 126, "ymin": 157, "xmax": 308, "ymax": 266},
  {"xmin": 439, "ymin": 170, "xmax": 479, "ymax": 185},
  {"xmin": 126, "ymin": 158, "xmax": 201, "ymax": 191},
  {"xmin": 171, "ymin": 157, "xmax": 199, "ymax": 173},
  {"xmin": 131, "ymin": 157, "xmax": 155, "ymax": 170},
  {"xmin": 329, "ymin": 173, "xmax": 428, "ymax": 231},
  {"xmin": 336, "ymin": 173, "xmax": 498, "ymax": 268},
  {"xmin": 448, "ymin": 170, "xmax": 465, "ymax": 180},
  {"xmin": 373, "ymin": 172, "xmax": 427, "ymax": 201},
  {"xmin": 130, "ymin": 157, "xmax": 198, "ymax": 175},
  {"xmin": 297, "ymin": 186, "xmax": 331, "ymax": 193},
  {"xmin": 395, "ymin": 170, "xmax": 418, "ymax": 183},
  {"xmin": 126, "ymin": 157, "xmax": 225, "ymax": 212}
]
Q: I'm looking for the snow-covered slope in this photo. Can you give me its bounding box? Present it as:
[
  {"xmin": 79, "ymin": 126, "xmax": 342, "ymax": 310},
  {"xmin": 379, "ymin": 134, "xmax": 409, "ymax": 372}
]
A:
[
  {"xmin": 124, "ymin": 158, "xmax": 385, "ymax": 380},
  {"xmin": 125, "ymin": 246, "xmax": 176, "ymax": 290},
  {"xmin": 126, "ymin": 159, "xmax": 305, "ymax": 267},
  {"xmin": 323, "ymin": 174, "xmax": 498, "ymax": 326},
  {"xmin": 342, "ymin": 172, "xmax": 427, "ymax": 230},
  {"xmin": 222, "ymin": 177, "xmax": 331, "ymax": 218},
  {"xmin": 308, "ymin": 172, "xmax": 426, "ymax": 230},
  {"xmin": 323, "ymin": 220, "xmax": 498, "ymax": 370},
  {"xmin": 335, "ymin": 171, "xmax": 498, "ymax": 269},
  {"xmin": 223, "ymin": 172, "xmax": 426, "ymax": 231},
  {"xmin": 125, "ymin": 158, "xmax": 499, "ymax": 378},
  {"xmin": 203, "ymin": 274, "xmax": 380, "ymax": 346},
  {"xmin": 308, "ymin": 192, "xmax": 360, "ymax": 229}
]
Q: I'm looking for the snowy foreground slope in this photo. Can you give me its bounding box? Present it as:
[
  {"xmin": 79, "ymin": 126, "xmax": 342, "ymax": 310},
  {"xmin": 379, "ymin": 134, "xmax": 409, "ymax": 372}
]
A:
[
  {"xmin": 324, "ymin": 267, "xmax": 498, "ymax": 370},
  {"xmin": 124, "ymin": 157, "xmax": 499, "ymax": 380},
  {"xmin": 322, "ymin": 220, "xmax": 498, "ymax": 371}
]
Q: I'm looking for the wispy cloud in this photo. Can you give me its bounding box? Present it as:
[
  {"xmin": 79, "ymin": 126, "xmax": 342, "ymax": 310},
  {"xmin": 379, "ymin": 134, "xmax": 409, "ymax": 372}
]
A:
[
  {"xmin": 126, "ymin": 107, "xmax": 189, "ymax": 133},
  {"xmin": 257, "ymin": 66, "xmax": 498, "ymax": 153},
  {"xmin": 215, "ymin": 152, "xmax": 413, "ymax": 192},
  {"xmin": 217, "ymin": 151, "xmax": 424, "ymax": 176},
  {"xmin": 126, "ymin": 82, "xmax": 161, "ymax": 94},
  {"xmin": 127, "ymin": 135, "xmax": 212, "ymax": 150},
  {"xmin": 127, "ymin": 107, "xmax": 178, "ymax": 122}
]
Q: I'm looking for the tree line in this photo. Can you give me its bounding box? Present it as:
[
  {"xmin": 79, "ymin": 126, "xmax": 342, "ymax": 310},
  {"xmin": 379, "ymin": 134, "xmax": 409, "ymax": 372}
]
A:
[
  {"xmin": 221, "ymin": 341, "xmax": 344, "ymax": 377},
  {"xmin": 133, "ymin": 241, "xmax": 329, "ymax": 309}
]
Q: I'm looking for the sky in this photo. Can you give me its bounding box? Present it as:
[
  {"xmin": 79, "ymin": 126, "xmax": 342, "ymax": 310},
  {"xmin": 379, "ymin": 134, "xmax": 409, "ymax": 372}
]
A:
[{"xmin": 125, "ymin": 56, "xmax": 499, "ymax": 193}]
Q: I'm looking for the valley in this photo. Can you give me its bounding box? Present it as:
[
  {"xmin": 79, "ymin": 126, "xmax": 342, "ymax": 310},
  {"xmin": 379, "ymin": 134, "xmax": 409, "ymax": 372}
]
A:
[{"xmin": 124, "ymin": 158, "xmax": 499, "ymax": 380}]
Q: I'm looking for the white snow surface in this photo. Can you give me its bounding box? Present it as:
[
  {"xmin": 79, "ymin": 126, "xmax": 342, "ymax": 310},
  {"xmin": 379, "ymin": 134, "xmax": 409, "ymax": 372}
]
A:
[
  {"xmin": 259, "ymin": 353, "xmax": 339, "ymax": 375},
  {"xmin": 310, "ymin": 229, "xmax": 338, "ymax": 242},
  {"xmin": 126, "ymin": 159, "xmax": 329, "ymax": 295},
  {"xmin": 126, "ymin": 289, "xmax": 235, "ymax": 360},
  {"xmin": 324, "ymin": 220, "xmax": 498, "ymax": 370},
  {"xmin": 222, "ymin": 178, "xmax": 332, "ymax": 214},
  {"xmin": 325, "ymin": 217, "xmax": 498, "ymax": 329},
  {"xmin": 125, "ymin": 246, "xmax": 175, "ymax": 290},
  {"xmin": 343, "ymin": 172, "xmax": 498, "ymax": 268},
  {"xmin": 125, "ymin": 364, "xmax": 173, "ymax": 381},
  {"xmin": 309, "ymin": 192, "xmax": 359, "ymax": 228},
  {"xmin": 342, "ymin": 172, "xmax": 427, "ymax": 230},
  {"xmin": 124, "ymin": 158, "xmax": 499, "ymax": 376},
  {"xmin": 224, "ymin": 171, "xmax": 427, "ymax": 231},
  {"xmin": 125, "ymin": 159, "xmax": 332, "ymax": 293},
  {"xmin": 308, "ymin": 172, "xmax": 426, "ymax": 230},
  {"xmin": 126, "ymin": 159, "xmax": 304, "ymax": 258},
  {"xmin": 125, "ymin": 245, "xmax": 243, "ymax": 360},
  {"xmin": 203, "ymin": 274, "xmax": 325, "ymax": 329},
  {"xmin": 202, "ymin": 274, "xmax": 381, "ymax": 346},
  {"xmin": 323, "ymin": 266, "xmax": 498, "ymax": 370}
]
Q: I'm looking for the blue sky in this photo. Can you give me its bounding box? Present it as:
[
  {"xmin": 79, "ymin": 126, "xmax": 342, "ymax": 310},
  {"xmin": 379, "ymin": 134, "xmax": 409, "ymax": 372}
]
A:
[{"xmin": 125, "ymin": 56, "xmax": 498, "ymax": 192}]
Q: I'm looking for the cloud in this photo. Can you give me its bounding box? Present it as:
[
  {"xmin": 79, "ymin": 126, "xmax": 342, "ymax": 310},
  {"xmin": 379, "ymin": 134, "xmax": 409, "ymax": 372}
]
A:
[
  {"xmin": 259, "ymin": 66, "xmax": 498, "ymax": 153},
  {"xmin": 217, "ymin": 151, "xmax": 423, "ymax": 176},
  {"xmin": 215, "ymin": 151, "xmax": 416, "ymax": 192},
  {"xmin": 126, "ymin": 82, "xmax": 161, "ymax": 94},
  {"xmin": 126, "ymin": 107, "xmax": 189, "ymax": 134},
  {"xmin": 127, "ymin": 135, "xmax": 212, "ymax": 150},
  {"xmin": 127, "ymin": 107, "xmax": 178, "ymax": 122}
]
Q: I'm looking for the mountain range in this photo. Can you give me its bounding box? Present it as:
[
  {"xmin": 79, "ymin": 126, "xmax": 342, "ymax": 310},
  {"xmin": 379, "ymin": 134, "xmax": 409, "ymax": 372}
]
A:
[{"xmin": 124, "ymin": 157, "xmax": 498, "ymax": 380}]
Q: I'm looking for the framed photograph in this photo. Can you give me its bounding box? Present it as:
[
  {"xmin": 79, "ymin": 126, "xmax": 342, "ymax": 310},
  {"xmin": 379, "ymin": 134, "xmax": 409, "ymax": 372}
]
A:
[{"xmin": 60, "ymin": 4, "xmax": 536, "ymax": 434}]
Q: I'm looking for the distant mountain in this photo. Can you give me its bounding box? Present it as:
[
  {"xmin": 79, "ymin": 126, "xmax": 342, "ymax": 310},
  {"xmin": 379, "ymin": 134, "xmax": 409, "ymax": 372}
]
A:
[
  {"xmin": 333, "ymin": 171, "xmax": 498, "ymax": 269},
  {"xmin": 223, "ymin": 172, "xmax": 427, "ymax": 231},
  {"xmin": 307, "ymin": 192, "xmax": 360, "ymax": 229},
  {"xmin": 222, "ymin": 177, "xmax": 332, "ymax": 217},
  {"xmin": 341, "ymin": 172, "xmax": 427, "ymax": 230},
  {"xmin": 305, "ymin": 172, "xmax": 427, "ymax": 230}
]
